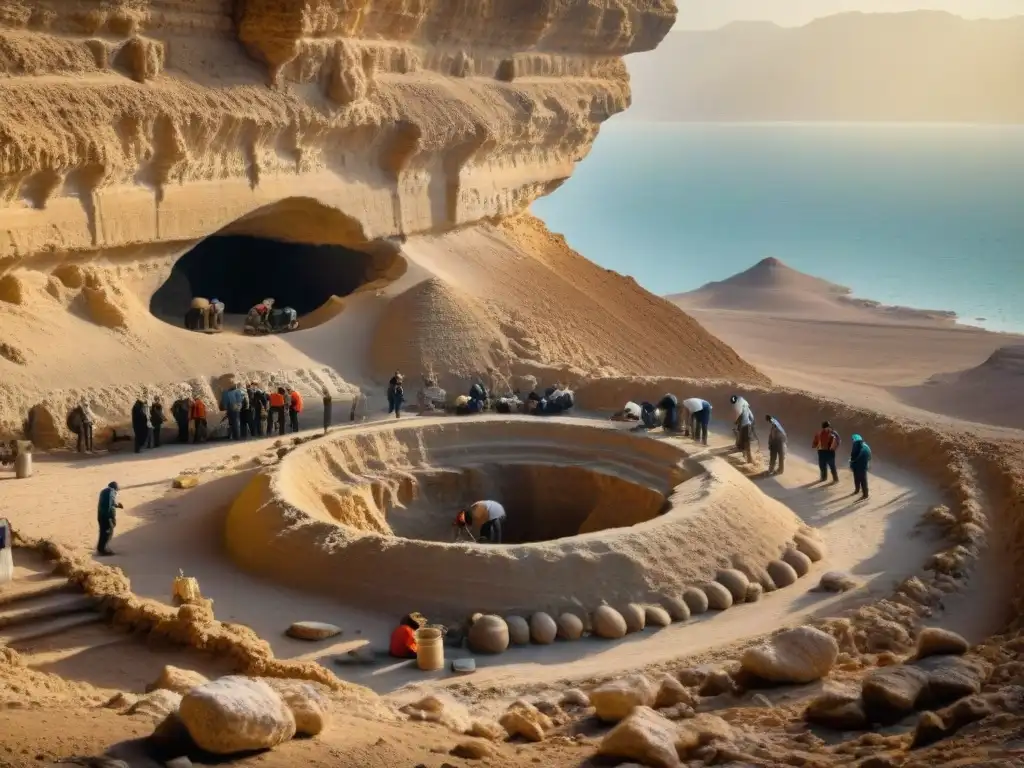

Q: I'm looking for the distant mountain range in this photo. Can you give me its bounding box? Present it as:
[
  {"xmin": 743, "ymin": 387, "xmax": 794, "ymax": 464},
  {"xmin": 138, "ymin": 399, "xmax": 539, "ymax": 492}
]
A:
[{"xmin": 626, "ymin": 12, "xmax": 1024, "ymax": 123}]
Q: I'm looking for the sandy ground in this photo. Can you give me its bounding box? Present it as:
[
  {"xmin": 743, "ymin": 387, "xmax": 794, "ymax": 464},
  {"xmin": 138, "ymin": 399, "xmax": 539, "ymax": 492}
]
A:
[{"xmin": 0, "ymin": 410, "xmax": 942, "ymax": 698}]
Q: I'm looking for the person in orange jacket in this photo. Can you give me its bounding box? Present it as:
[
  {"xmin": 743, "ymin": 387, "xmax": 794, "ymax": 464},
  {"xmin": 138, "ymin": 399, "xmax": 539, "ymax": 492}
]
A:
[
  {"xmin": 288, "ymin": 387, "xmax": 303, "ymax": 433},
  {"xmin": 389, "ymin": 613, "xmax": 422, "ymax": 659},
  {"xmin": 189, "ymin": 398, "xmax": 208, "ymax": 443},
  {"xmin": 268, "ymin": 388, "xmax": 287, "ymax": 436},
  {"xmin": 812, "ymin": 421, "xmax": 841, "ymax": 483}
]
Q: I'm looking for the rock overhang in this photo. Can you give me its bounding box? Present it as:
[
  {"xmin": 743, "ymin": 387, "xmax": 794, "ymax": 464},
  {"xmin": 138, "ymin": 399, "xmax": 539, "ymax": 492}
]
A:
[{"xmin": 0, "ymin": 0, "xmax": 677, "ymax": 262}]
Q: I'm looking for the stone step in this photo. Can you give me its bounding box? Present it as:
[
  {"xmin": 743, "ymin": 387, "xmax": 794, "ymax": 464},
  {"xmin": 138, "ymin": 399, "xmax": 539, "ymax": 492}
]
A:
[
  {"xmin": 0, "ymin": 611, "xmax": 103, "ymax": 646},
  {"xmin": 0, "ymin": 578, "xmax": 73, "ymax": 608},
  {"xmin": 0, "ymin": 593, "xmax": 98, "ymax": 631}
]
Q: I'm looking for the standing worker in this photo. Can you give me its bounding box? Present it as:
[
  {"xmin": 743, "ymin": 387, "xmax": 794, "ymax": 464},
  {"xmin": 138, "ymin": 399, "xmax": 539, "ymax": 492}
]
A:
[
  {"xmin": 248, "ymin": 382, "xmax": 267, "ymax": 437},
  {"xmin": 239, "ymin": 389, "xmax": 252, "ymax": 440},
  {"xmin": 765, "ymin": 414, "xmax": 787, "ymax": 475},
  {"xmin": 453, "ymin": 500, "xmax": 507, "ymax": 544},
  {"xmin": 190, "ymin": 397, "xmax": 208, "ymax": 443},
  {"xmin": 269, "ymin": 387, "xmax": 287, "ymax": 436},
  {"xmin": 387, "ymin": 372, "xmax": 403, "ymax": 416},
  {"xmin": 220, "ymin": 383, "xmax": 245, "ymax": 441},
  {"xmin": 131, "ymin": 398, "xmax": 149, "ymax": 454},
  {"xmin": 731, "ymin": 395, "xmax": 755, "ymax": 464},
  {"xmin": 96, "ymin": 481, "xmax": 123, "ymax": 556},
  {"xmin": 79, "ymin": 402, "xmax": 96, "ymax": 453},
  {"xmin": 322, "ymin": 387, "xmax": 332, "ymax": 434},
  {"xmin": 812, "ymin": 421, "xmax": 841, "ymax": 484},
  {"xmin": 682, "ymin": 398, "xmax": 711, "ymax": 445},
  {"xmin": 288, "ymin": 386, "xmax": 303, "ymax": 433},
  {"xmin": 149, "ymin": 396, "xmax": 166, "ymax": 448},
  {"xmin": 850, "ymin": 434, "xmax": 872, "ymax": 500},
  {"xmin": 172, "ymin": 396, "xmax": 191, "ymax": 443}
]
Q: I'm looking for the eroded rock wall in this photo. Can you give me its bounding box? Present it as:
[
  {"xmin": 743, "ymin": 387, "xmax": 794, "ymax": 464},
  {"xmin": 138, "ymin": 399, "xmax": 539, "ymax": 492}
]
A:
[{"xmin": 0, "ymin": 0, "xmax": 676, "ymax": 261}]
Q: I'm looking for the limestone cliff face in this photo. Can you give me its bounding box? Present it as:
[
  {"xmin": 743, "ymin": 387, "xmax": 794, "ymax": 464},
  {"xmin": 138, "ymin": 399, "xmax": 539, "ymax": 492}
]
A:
[{"xmin": 0, "ymin": 0, "xmax": 676, "ymax": 260}]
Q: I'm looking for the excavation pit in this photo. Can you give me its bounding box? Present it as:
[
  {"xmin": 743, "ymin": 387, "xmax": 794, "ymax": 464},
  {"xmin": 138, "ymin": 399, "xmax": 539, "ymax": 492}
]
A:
[
  {"xmin": 355, "ymin": 464, "xmax": 674, "ymax": 544},
  {"xmin": 226, "ymin": 418, "xmax": 809, "ymax": 617}
]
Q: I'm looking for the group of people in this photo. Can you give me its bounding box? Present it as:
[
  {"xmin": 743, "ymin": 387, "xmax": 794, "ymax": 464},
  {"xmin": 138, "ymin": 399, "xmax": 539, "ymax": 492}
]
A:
[
  {"xmin": 720, "ymin": 395, "xmax": 873, "ymax": 500},
  {"xmin": 624, "ymin": 392, "xmax": 874, "ymax": 500},
  {"xmin": 71, "ymin": 381, "xmax": 326, "ymax": 456}
]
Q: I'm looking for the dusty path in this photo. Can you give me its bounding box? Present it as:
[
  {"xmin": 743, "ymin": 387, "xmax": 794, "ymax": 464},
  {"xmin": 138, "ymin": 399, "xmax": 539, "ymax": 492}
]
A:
[{"xmin": 0, "ymin": 410, "xmax": 952, "ymax": 700}]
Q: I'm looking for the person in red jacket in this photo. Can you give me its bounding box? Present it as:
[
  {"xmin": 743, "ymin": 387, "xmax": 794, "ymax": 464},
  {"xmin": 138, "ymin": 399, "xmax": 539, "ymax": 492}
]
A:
[
  {"xmin": 389, "ymin": 614, "xmax": 421, "ymax": 659},
  {"xmin": 812, "ymin": 421, "xmax": 841, "ymax": 483},
  {"xmin": 288, "ymin": 387, "xmax": 303, "ymax": 433}
]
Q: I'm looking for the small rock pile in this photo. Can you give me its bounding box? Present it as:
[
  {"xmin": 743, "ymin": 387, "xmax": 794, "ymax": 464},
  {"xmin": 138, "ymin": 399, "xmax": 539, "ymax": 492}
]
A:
[{"xmin": 805, "ymin": 627, "xmax": 995, "ymax": 744}]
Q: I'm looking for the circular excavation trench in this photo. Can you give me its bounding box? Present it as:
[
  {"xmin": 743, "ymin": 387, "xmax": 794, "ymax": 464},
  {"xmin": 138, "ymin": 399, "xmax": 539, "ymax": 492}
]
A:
[{"xmin": 226, "ymin": 418, "xmax": 808, "ymax": 619}]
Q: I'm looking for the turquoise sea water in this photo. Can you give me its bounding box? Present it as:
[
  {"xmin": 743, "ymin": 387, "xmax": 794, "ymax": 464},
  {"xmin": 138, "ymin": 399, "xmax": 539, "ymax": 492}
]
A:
[{"xmin": 532, "ymin": 122, "xmax": 1024, "ymax": 332}]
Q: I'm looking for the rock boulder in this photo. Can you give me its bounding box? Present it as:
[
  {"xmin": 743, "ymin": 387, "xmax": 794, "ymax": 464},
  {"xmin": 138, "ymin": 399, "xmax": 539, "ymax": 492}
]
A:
[
  {"xmin": 499, "ymin": 700, "xmax": 553, "ymax": 742},
  {"xmin": 818, "ymin": 571, "xmax": 858, "ymax": 593},
  {"xmin": 701, "ymin": 581, "xmax": 733, "ymax": 611},
  {"xmin": 682, "ymin": 587, "xmax": 709, "ymax": 615},
  {"xmin": 598, "ymin": 706, "xmax": 680, "ymax": 768},
  {"xmin": 661, "ymin": 596, "xmax": 691, "ymax": 622},
  {"xmin": 715, "ymin": 569, "xmax": 750, "ymax": 602},
  {"xmin": 645, "ymin": 605, "xmax": 672, "ymax": 628},
  {"xmin": 178, "ymin": 676, "xmax": 296, "ymax": 754},
  {"xmin": 766, "ymin": 560, "xmax": 798, "ymax": 588},
  {"xmin": 590, "ymin": 675, "xmax": 657, "ymax": 722},
  {"xmin": 556, "ymin": 613, "xmax": 584, "ymax": 640},
  {"xmin": 741, "ymin": 626, "xmax": 839, "ymax": 684},
  {"xmin": 263, "ymin": 679, "xmax": 329, "ymax": 736},
  {"xmin": 286, "ymin": 621, "xmax": 342, "ymax": 641},
  {"xmin": 794, "ymin": 532, "xmax": 825, "ymax": 562},
  {"xmin": 529, "ymin": 612, "xmax": 558, "ymax": 644},
  {"xmin": 506, "ymin": 615, "xmax": 530, "ymax": 645},
  {"xmin": 621, "ymin": 603, "xmax": 647, "ymax": 633},
  {"xmin": 592, "ymin": 605, "xmax": 628, "ymax": 639},
  {"xmin": 781, "ymin": 548, "xmax": 812, "ymax": 577},
  {"xmin": 468, "ymin": 614, "xmax": 510, "ymax": 654},
  {"xmin": 861, "ymin": 665, "xmax": 929, "ymax": 725},
  {"xmin": 915, "ymin": 628, "xmax": 970, "ymax": 660}
]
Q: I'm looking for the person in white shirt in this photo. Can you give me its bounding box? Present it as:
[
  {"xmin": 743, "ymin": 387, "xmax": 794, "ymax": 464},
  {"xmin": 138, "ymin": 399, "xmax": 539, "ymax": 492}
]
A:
[
  {"xmin": 731, "ymin": 395, "xmax": 755, "ymax": 464},
  {"xmin": 453, "ymin": 500, "xmax": 507, "ymax": 544}
]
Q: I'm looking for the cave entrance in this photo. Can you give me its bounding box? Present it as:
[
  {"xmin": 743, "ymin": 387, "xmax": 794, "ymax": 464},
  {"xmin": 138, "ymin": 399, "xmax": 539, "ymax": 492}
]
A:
[{"xmin": 150, "ymin": 234, "xmax": 382, "ymax": 326}]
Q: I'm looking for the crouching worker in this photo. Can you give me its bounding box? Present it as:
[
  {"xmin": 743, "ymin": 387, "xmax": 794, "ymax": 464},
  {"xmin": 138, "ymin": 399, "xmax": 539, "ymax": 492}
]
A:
[
  {"xmin": 766, "ymin": 414, "xmax": 787, "ymax": 475},
  {"xmin": 683, "ymin": 398, "xmax": 712, "ymax": 446},
  {"xmin": 389, "ymin": 613, "xmax": 423, "ymax": 659},
  {"xmin": 658, "ymin": 394, "xmax": 682, "ymax": 432},
  {"xmin": 453, "ymin": 500, "xmax": 506, "ymax": 544}
]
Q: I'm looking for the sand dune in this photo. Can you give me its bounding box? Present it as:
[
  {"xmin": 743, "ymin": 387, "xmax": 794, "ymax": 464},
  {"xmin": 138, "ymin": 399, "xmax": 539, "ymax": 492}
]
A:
[
  {"xmin": 671, "ymin": 258, "xmax": 1024, "ymax": 428},
  {"xmin": 672, "ymin": 256, "xmax": 957, "ymax": 325},
  {"xmin": 896, "ymin": 344, "xmax": 1024, "ymax": 429}
]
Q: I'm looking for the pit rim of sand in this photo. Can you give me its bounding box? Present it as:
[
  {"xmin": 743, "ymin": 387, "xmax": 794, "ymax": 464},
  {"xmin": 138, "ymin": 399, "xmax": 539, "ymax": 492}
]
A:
[{"xmin": 225, "ymin": 417, "xmax": 810, "ymax": 617}]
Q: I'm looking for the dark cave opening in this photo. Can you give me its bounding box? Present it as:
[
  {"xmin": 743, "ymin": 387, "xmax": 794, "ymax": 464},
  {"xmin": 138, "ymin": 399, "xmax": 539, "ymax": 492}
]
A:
[{"xmin": 150, "ymin": 235, "xmax": 379, "ymax": 320}]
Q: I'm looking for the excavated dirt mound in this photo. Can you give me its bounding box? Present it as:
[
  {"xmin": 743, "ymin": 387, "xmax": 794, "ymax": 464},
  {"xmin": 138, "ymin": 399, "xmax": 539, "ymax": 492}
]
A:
[{"xmin": 225, "ymin": 418, "xmax": 805, "ymax": 617}]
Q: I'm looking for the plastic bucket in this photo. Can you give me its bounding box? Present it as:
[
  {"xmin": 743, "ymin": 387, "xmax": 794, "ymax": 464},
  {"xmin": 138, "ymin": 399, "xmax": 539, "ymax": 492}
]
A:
[{"xmin": 415, "ymin": 627, "xmax": 444, "ymax": 671}]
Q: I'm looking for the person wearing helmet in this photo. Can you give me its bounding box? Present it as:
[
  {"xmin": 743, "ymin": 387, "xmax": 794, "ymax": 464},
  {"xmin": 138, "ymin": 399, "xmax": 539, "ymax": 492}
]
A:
[{"xmin": 96, "ymin": 481, "xmax": 123, "ymax": 556}]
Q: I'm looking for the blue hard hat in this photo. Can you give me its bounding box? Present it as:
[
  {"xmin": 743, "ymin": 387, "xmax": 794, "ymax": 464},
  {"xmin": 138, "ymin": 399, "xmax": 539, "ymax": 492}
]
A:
[{"xmin": 852, "ymin": 434, "xmax": 863, "ymax": 442}]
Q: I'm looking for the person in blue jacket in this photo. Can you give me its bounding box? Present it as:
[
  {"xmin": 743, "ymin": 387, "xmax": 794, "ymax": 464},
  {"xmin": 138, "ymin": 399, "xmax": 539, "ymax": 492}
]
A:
[
  {"xmin": 850, "ymin": 434, "xmax": 872, "ymax": 500},
  {"xmin": 97, "ymin": 481, "xmax": 123, "ymax": 556}
]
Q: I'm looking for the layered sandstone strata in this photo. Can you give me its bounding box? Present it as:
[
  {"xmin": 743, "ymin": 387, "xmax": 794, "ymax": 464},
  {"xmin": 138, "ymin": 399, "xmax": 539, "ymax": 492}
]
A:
[{"xmin": 0, "ymin": 0, "xmax": 676, "ymax": 259}]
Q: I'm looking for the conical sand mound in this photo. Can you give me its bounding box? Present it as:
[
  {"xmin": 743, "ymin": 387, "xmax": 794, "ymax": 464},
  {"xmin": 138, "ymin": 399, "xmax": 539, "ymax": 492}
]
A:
[{"xmin": 370, "ymin": 278, "xmax": 508, "ymax": 382}]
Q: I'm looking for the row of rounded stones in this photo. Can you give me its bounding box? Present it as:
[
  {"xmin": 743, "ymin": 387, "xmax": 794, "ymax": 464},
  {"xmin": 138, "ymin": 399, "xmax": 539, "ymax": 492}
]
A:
[{"xmin": 467, "ymin": 532, "xmax": 824, "ymax": 654}]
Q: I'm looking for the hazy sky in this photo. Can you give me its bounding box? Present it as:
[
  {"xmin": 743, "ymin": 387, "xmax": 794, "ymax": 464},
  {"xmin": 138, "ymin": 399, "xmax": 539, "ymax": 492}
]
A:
[{"xmin": 674, "ymin": 0, "xmax": 1024, "ymax": 29}]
